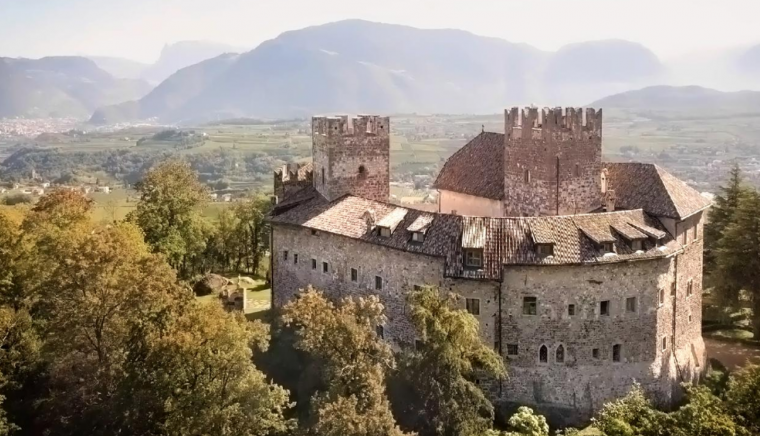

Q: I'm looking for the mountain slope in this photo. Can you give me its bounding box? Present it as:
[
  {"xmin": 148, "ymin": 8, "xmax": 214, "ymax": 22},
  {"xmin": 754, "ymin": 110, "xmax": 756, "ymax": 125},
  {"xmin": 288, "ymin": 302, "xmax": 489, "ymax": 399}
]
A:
[
  {"xmin": 591, "ymin": 85, "xmax": 760, "ymax": 117},
  {"xmin": 92, "ymin": 20, "xmax": 666, "ymax": 123},
  {"xmin": 140, "ymin": 41, "xmax": 244, "ymax": 84},
  {"xmin": 0, "ymin": 56, "xmax": 152, "ymax": 119},
  {"xmin": 89, "ymin": 56, "xmax": 150, "ymax": 80}
]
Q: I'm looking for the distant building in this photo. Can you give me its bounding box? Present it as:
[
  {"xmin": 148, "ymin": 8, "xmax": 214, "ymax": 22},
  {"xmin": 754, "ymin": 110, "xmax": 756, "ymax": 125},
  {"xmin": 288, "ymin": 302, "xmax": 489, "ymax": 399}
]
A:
[
  {"xmin": 269, "ymin": 110, "xmax": 711, "ymax": 426},
  {"xmin": 209, "ymin": 193, "xmax": 219, "ymax": 201},
  {"xmin": 41, "ymin": 182, "xmax": 50, "ymax": 188},
  {"xmin": 97, "ymin": 186, "xmax": 111, "ymax": 194},
  {"xmin": 221, "ymin": 193, "xmax": 233, "ymax": 202}
]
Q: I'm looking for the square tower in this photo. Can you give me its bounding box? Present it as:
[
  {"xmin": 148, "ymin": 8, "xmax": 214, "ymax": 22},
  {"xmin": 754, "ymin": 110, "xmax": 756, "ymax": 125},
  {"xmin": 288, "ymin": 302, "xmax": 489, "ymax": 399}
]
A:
[
  {"xmin": 503, "ymin": 107, "xmax": 603, "ymax": 216},
  {"xmin": 312, "ymin": 115, "xmax": 390, "ymax": 202}
]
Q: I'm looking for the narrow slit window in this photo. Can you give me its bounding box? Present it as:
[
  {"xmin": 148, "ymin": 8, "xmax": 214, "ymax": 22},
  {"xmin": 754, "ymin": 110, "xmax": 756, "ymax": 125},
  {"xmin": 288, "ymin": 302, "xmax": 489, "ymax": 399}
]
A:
[
  {"xmin": 351, "ymin": 268, "xmax": 358, "ymax": 282},
  {"xmin": 375, "ymin": 276, "xmax": 383, "ymax": 290}
]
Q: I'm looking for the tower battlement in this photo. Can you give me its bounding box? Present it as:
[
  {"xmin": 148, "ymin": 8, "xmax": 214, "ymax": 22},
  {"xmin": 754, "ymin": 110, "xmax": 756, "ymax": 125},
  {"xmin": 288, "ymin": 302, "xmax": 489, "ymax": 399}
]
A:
[
  {"xmin": 312, "ymin": 115, "xmax": 390, "ymax": 138},
  {"xmin": 273, "ymin": 163, "xmax": 313, "ymax": 202},
  {"xmin": 505, "ymin": 107, "xmax": 602, "ymax": 141}
]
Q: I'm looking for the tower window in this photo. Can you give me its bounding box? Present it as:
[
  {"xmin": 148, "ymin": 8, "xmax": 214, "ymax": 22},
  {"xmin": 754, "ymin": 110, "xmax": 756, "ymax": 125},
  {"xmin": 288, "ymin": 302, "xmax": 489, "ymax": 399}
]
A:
[
  {"xmin": 322, "ymin": 262, "xmax": 329, "ymax": 273},
  {"xmin": 556, "ymin": 345, "xmax": 565, "ymax": 363},
  {"xmin": 283, "ymin": 250, "xmax": 288, "ymax": 261},
  {"xmin": 539, "ymin": 345, "xmax": 548, "ymax": 363},
  {"xmin": 567, "ymin": 304, "xmax": 576, "ymax": 316},
  {"xmin": 524, "ymin": 169, "xmax": 531, "ymax": 183},
  {"xmin": 626, "ymin": 297, "xmax": 637, "ymax": 313},
  {"xmin": 592, "ymin": 348, "xmax": 600, "ymax": 359},
  {"xmin": 523, "ymin": 297, "xmax": 537, "ymax": 315},
  {"xmin": 358, "ymin": 165, "xmax": 367, "ymax": 178},
  {"xmin": 575, "ymin": 163, "xmax": 580, "ymax": 177},
  {"xmin": 662, "ymin": 336, "xmax": 668, "ymax": 351},
  {"xmin": 321, "ymin": 168, "xmax": 325, "ymax": 185},
  {"xmin": 375, "ymin": 276, "xmax": 383, "ymax": 290},
  {"xmin": 294, "ymin": 254, "xmax": 298, "ymax": 264},
  {"xmin": 687, "ymin": 279, "xmax": 693, "ymax": 296},
  {"xmin": 311, "ymin": 259, "xmax": 317, "ymax": 270},
  {"xmin": 351, "ymin": 268, "xmax": 358, "ymax": 282},
  {"xmin": 612, "ymin": 344, "xmax": 622, "ymax": 362},
  {"xmin": 600, "ymin": 300, "xmax": 610, "ymax": 316},
  {"xmin": 659, "ymin": 288, "xmax": 665, "ymax": 306}
]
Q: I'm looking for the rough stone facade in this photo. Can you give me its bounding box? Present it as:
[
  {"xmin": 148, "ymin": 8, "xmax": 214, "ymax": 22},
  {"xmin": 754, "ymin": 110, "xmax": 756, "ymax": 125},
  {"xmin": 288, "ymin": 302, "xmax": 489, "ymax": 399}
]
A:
[
  {"xmin": 312, "ymin": 115, "xmax": 390, "ymax": 203},
  {"xmin": 274, "ymin": 163, "xmax": 313, "ymax": 201},
  {"xmin": 504, "ymin": 108, "xmax": 602, "ymax": 216}
]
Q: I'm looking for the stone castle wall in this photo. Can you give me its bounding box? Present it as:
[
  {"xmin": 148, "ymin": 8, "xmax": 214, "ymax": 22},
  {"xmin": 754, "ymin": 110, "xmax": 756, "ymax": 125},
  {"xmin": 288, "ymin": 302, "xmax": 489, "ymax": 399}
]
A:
[
  {"xmin": 504, "ymin": 108, "xmax": 602, "ymax": 216},
  {"xmin": 312, "ymin": 115, "xmax": 390, "ymax": 203}
]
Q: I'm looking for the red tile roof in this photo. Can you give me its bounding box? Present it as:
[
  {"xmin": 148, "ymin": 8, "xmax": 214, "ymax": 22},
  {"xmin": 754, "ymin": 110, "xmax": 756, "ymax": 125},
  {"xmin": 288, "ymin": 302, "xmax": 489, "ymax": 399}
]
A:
[
  {"xmin": 433, "ymin": 132, "xmax": 505, "ymax": 200},
  {"xmin": 606, "ymin": 163, "xmax": 711, "ymax": 219}
]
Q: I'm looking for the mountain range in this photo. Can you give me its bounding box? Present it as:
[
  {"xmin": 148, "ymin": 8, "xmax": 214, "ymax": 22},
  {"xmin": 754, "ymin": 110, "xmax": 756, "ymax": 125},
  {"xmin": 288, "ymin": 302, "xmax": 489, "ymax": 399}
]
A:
[{"xmin": 0, "ymin": 56, "xmax": 151, "ymax": 119}]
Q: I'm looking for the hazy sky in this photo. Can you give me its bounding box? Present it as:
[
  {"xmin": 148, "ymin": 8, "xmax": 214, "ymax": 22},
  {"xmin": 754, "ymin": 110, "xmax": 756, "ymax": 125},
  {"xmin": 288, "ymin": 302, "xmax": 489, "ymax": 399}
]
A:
[{"xmin": 0, "ymin": 0, "xmax": 757, "ymax": 63}]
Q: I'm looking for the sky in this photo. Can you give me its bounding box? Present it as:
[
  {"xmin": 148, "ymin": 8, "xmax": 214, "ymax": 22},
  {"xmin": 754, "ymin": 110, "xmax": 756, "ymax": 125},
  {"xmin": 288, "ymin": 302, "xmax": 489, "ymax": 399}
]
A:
[{"xmin": 0, "ymin": 0, "xmax": 757, "ymax": 63}]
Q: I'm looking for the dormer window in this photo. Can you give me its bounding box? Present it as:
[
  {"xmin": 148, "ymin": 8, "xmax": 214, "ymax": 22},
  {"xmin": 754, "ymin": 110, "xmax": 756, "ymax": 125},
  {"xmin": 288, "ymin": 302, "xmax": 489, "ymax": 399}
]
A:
[
  {"xmin": 630, "ymin": 239, "xmax": 644, "ymax": 251},
  {"xmin": 379, "ymin": 227, "xmax": 392, "ymax": 238},
  {"xmin": 411, "ymin": 231, "xmax": 425, "ymax": 243},
  {"xmin": 465, "ymin": 249, "xmax": 483, "ymax": 268},
  {"xmin": 536, "ymin": 243, "xmax": 554, "ymax": 257},
  {"xmin": 602, "ymin": 242, "xmax": 615, "ymax": 253}
]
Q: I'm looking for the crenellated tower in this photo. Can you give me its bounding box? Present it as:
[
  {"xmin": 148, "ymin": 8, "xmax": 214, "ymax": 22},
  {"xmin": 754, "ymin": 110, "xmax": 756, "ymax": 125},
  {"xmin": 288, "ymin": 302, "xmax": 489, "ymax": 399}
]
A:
[
  {"xmin": 504, "ymin": 107, "xmax": 603, "ymax": 216},
  {"xmin": 273, "ymin": 162, "xmax": 313, "ymax": 202},
  {"xmin": 312, "ymin": 115, "xmax": 390, "ymax": 202}
]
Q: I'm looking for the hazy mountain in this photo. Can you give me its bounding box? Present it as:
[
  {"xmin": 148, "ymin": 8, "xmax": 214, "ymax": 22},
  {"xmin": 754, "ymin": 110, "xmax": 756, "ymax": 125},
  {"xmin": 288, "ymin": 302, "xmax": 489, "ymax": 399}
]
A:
[
  {"xmin": 0, "ymin": 56, "xmax": 152, "ymax": 119},
  {"xmin": 89, "ymin": 56, "xmax": 150, "ymax": 80},
  {"xmin": 591, "ymin": 85, "xmax": 760, "ymax": 118},
  {"xmin": 140, "ymin": 41, "xmax": 244, "ymax": 84},
  {"xmin": 92, "ymin": 20, "xmax": 668, "ymax": 124}
]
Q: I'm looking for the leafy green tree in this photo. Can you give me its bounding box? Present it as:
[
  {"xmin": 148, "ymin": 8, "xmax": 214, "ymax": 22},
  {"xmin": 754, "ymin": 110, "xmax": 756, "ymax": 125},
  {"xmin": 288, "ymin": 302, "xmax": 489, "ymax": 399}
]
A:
[
  {"xmin": 714, "ymin": 189, "xmax": 760, "ymax": 337},
  {"xmin": 282, "ymin": 287, "xmax": 409, "ymax": 436},
  {"xmin": 503, "ymin": 407, "xmax": 548, "ymax": 436},
  {"xmin": 393, "ymin": 286, "xmax": 506, "ymax": 436},
  {"xmin": 725, "ymin": 365, "xmax": 760, "ymax": 434},
  {"xmin": 592, "ymin": 383, "xmax": 666, "ymax": 436},
  {"xmin": 127, "ymin": 160, "xmax": 208, "ymax": 275},
  {"xmin": 232, "ymin": 197, "xmax": 271, "ymax": 275},
  {"xmin": 669, "ymin": 385, "xmax": 749, "ymax": 436}
]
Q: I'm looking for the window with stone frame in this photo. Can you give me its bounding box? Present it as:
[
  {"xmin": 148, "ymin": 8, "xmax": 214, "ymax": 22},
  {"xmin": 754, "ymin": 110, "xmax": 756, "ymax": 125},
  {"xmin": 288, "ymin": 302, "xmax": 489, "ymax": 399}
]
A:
[
  {"xmin": 375, "ymin": 275, "xmax": 383, "ymax": 290},
  {"xmin": 600, "ymin": 300, "xmax": 610, "ymax": 316},
  {"xmin": 506, "ymin": 344, "xmax": 519, "ymax": 356},
  {"xmin": 322, "ymin": 261, "xmax": 329, "ymax": 273},
  {"xmin": 659, "ymin": 288, "xmax": 665, "ymax": 306},
  {"xmin": 464, "ymin": 249, "xmax": 483, "ymax": 268},
  {"xmin": 612, "ymin": 344, "xmax": 622, "ymax": 362},
  {"xmin": 465, "ymin": 298, "xmax": 480, "ymax": 315},
  {"xmin": 567, "ymin": 304, "xmax": 576, "ymax": 316},
  {"xmin": 283, "ymin": 250, "xmax": 288, "ymax": 261},
  {"xmin": 311, "ymin": 258, "xmax": 317, "ymax": 270},
  {"xmin": 555, "ymin": 345, "xmax": 565, "ymax": 363},
  {"xmin": 626, "ymin": 297, "xmax": 637, "ymax": 313},
  {"xmin": 539, "ymin": 345, "xmax": 548, "ymax": 363},
  {"xmin": 351, "ymin": 268, "xmax": 358, "ymax": 282},
  {"xmin": 662, "ymin": 336, "xmax": 668, "ymax": 351},
  {"xmin": 592, "ymin": 348, "xmax": 600, "ymax": 360},
  {"xmin": 522, "ymin": 296, "xmax": 537, "ymax": 315}
]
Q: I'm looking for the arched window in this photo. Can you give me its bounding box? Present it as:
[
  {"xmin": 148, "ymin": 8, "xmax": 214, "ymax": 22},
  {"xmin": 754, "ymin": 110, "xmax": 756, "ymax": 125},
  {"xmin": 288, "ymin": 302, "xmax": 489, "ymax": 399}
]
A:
[
  {"xmin": 539, "ymin": 345, "xmax": 548, "ymax": 363},
  {"xmin": 601, "ymin": 169, "xmax": 608, "ymax": 193},
  {"xmin": 358, "ymin": 165, "xmax": 367, "ymax": 178},
  {"xmin": 555, "ymin": 345, "xmax": 565, "ymax": 363}
]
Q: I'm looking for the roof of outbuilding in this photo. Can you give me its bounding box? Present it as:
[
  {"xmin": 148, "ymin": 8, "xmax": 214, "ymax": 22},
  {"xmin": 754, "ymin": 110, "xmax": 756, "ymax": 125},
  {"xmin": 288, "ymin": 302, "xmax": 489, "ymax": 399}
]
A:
[
  {"xmin": 606, "ymin": 162, "xmax": 712, "ymax": 219},
  {"xmin": 269, "ymin": 194, "xmax": 682, "ymax": 280},
  {"xmin": 433, "ymin": 132, "xmax": 505, "ymax": 200}
]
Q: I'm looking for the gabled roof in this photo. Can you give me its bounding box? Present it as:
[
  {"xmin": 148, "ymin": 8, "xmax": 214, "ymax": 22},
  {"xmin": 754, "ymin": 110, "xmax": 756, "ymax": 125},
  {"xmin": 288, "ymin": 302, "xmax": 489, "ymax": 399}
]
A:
[
  {"xmin": 433, "ymin": 132, "xmax": 505, "ymax": 200},
  {"xmin": 269, "ymin": 194, "xmax": 681, "ymax": 280},
  {"xmin": 606, "ymin": 163, "xmax": 712, "ymax": 219}
]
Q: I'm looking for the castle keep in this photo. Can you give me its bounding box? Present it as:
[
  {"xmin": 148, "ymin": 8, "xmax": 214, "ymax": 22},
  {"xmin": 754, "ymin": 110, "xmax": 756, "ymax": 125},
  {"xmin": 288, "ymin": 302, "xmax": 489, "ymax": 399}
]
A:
[{"xmin": 269, "ymin": 109, "xmax": 711, "ymax": 425}]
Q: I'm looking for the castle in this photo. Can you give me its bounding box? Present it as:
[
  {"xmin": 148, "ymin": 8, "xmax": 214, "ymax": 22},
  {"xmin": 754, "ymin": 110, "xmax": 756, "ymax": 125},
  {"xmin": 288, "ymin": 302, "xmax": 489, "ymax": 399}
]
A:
[{"xmin": 268, "ymin": 110, "xmax": 710, "ymax": 425}]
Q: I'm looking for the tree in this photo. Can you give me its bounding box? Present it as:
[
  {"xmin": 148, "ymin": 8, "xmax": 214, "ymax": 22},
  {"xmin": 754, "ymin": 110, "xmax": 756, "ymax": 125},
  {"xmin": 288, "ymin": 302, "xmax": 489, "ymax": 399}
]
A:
[
  {"xmin": 503, "ymin": 407, "xmax": 549, "ymax": 436},
  {"xmin": 232, "ymin": 197, "xmax": 271, "ymax": 275},
  {"xmin": 714, "ymin": 189, "xmax": 760, "ymax": 338},
  {"xmin": 392, "ymin": 286, "xmax": 506, "ymax": 436},
  {"xmin": 725, "ymin": 365, "xmax": 760, "ymax": 434},
  {"xmin": 669, "ymin": 385, "xmax": 749, "ymax": 436},
  {"xmin": 127, "ymin": 160, "xmax": 208, "ymax": 275},
  {"xmin": 282, "ymin": 287, "xmax": 409, "ymax": 436},
  {"xmin": 592, "ymin": 383, "xmax": 667, "ymax": 436}
]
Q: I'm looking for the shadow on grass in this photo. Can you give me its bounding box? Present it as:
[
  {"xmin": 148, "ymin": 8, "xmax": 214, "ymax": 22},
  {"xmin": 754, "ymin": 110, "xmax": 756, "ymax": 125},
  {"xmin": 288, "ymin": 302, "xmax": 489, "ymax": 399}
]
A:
[
  {"xmin": 246, "ymin": 309, "xmax": 272, "ymax": 323},
  {"xmin": 250, "ymin": 282, "xmax": 269, "ymax": 292}
]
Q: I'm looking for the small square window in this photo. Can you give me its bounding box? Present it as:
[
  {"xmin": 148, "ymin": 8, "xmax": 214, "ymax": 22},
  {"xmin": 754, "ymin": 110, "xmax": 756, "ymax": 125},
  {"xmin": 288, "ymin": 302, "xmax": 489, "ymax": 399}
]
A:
[
  {"xmin": 283, "ymin": 250, "xmax": 289, "ymax": 261},
  {"xmin": 537, "ymin": 244, "xmax": 554, "ymax": 257},
  {"xmin": 311, "ymin": 258, "xmax": 317, "ymax": 270},
  {"xmin": 293, "ymin": 254, "xmax": 298, "ymax": 264},
  {"xmin": 523, "ymin": 297, "xmax": 537, "ymax": 315},
  {"xmin": 311, "ymin": 229, "xmax": 318, "ymax": 236},
  {"xmin": 662, "ymin": 336, "xmax": 668, "ymax": 351},
  {"xmin": 351, "ymin": 268, "xmax": 358, "ymax": 282},
  {"xmin": 375, "ymin": 276, "xmax": 383, "ymax": 290},
  {"xmin": 612, "ymin": 344, "xmax": 622, "ymax": 362},
  {"xmin": 600, "ymin": 300, "xmax": 610, "ymax": 316},
  {"xmin": 567, "ymin": 304, "xmax": 576, "ymax": 316},
  {"xmin": 376, "ymin": 325, "xmax": 384, "ymax": 339},
  {"xmin": 507, "ymin": 344, "xmax": 519, "ymax": 356},
  {"xmin": 626, "ymin": 297, "xmax": 636, "ymax": 313},
  {"xmin": 465, "ymin": 298, "xmax": 480, "ymax": 315},
  {"xmin": 592, "ymin": 348, "xmax": 600, "ymax": 359},
  {"xmin": 379, "ymin": 227, "xmax": 391, "ymax": 238},
  {"xmin": 465, "ymin": 249, "xmax": 483, "ymax": 268}
]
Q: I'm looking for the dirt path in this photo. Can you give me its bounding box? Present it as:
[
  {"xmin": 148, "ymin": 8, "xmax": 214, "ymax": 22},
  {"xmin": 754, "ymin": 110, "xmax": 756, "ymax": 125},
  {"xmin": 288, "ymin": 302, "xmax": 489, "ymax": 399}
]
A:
[{"xmin": 704, "ymin": 337, "xmax": 760, "ymax": 370}]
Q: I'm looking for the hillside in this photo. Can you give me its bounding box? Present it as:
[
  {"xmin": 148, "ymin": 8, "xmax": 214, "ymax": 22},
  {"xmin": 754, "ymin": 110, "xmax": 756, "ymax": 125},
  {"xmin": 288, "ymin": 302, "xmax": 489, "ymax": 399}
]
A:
[
  {"xmin": 92, "ymin": 20, "xmax": 665, "ymax": 124},
  {"xmin": 591, "ymin": 85, "xmax": 760, "ymax": 118},
  {"xmin": 89, "ymin": 56, "xmax": 150, "ymax": 80},
  {"xmin": 140, "ymin": 41, "xmax": 244, "ymax": 84},
  {"xmin": 0, "ymin": 56, "xmax": 152, "ymax": 119}
]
